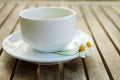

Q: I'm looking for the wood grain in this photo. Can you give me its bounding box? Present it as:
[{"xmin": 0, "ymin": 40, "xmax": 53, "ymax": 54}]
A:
[
  {"xmin": 71, "ymin": 5, "xmax": 110, "ymax": 80},
  {"xmin": 111, "ymin": 5, "xmax": 120, "ymax": 17},
  {"xmin": 0, "ymin": 3, "xmax": 15, "ymax": 28},
  {"xmin": 0, "ymin": 4, "xmax": 26, "ymax": 50},
  {"xmin": 0, "ymin": 1, "xmax": 120, "ymax": 80},
  {"xmin": 58, "ymin": 4, "xmax": 87, "ymax": 80},
  {"xmin": 13, "ymin": 61, "xmax": 38, "ymax": 80},
  {"xmin": 39, "ymin": 65, "xmax": 59, "ymax": 80},
  {"xmin": 12, "ymin": 3, "xmax": 41, "ymax": 80},
  {"xmin": 0, "ymin": 3, "xmax": 26, "ymax": 80},
  {"xmin": 91, "ymin": 5, "xmax": 120, "ymax": 54},
  {"xmin": 0, "ymin": 52, "xmax": 17, "ymax": 80},
  {"xmin": 64, "ymin": 58, "xmax": 87, "ymax": 80},
  {"xmin": 101, "ymin": 6, "xmax": 120, "ymax": 31},
  {"xmin": 0, "ymin": 2, "xmax": 5, "ymax": 12},
  {"xmin": 81, "ymin": 5, "xmax": 120, "ymax": 80}
]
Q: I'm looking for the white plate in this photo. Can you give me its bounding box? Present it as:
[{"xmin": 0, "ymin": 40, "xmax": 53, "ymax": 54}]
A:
[{"xmin": 2, "ymin": 30, "xmax": 92, "ymax": 65}]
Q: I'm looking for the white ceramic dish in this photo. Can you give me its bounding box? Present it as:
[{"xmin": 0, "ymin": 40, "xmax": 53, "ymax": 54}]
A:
[{"xmin": 2, "ymin": 30, "xmax": 92, "ymax": 65}]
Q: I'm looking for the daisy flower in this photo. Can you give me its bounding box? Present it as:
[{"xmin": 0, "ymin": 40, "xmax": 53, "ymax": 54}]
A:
[
  {"xmin": 75, "ymin": 34, "xmax": 94, "ymax": 58},
  {"xmin": 54, "ymin": 31, "xmax": 94, "ymax": 58}
]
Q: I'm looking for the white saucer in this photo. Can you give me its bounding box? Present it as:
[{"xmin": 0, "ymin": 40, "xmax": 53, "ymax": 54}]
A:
[{"xmin": 2, "ymin": 30, "xmax": 92, "ymax": 65}]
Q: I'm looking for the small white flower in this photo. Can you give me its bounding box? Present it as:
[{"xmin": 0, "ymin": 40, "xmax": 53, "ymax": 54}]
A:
[
  {"xmin": 85, "ymin": 40, "xmax": 94, "ymax": 56},
  {"xmin": 75, "ymin": 35, "xmax": 94, "ymax": 58},
  {"xmin": 78, "ymin": 44, "xmax": 87, "ymax": 58}
]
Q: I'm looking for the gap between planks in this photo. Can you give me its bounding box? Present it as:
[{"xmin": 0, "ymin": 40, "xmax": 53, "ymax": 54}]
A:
[
  {"xmin": 101, "ymin": 6, "xmax": 120, "ymax": 31},
  {"xmin": 10, "ymin": 3, "xmax": 63, "ymax": 80},
  {"xmin": 80, "ymin": 5, "xmax": 113, "ymax": 80},
  {"xmin": 0, "ymin": 1, "xmax": 119, "ymax": 80},
  {"xmin": 0, "ymin": 3, "xmax": 26, "ymax": 80},
  {"xmin": 80, "ymin": 5, "xmax": 120, "ymax": 80},
  {"xmin": 0, "ymin": 3, "xmax": 24, "ymax": 54},
  {"xmin": 91, "ymin": 5, "xmax": 120, "ymax": 55},
  {"xmin": 75, "ymin": 5, "xmax": 110, "ymax": 80}
]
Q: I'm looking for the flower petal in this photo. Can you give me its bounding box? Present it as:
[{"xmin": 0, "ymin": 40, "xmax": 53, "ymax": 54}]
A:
[{"xmin": 79, "ymin": 52, "xmax": 85, "ymax": 58}]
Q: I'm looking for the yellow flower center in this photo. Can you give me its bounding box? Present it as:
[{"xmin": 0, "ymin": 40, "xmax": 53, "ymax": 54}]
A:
[
  {"xmin": 87, "ymin": 41, "xmax": 92, "ymax": 47},
  {"xmin": 79, "ymin": 45, "xmax": 86, "ymax": 51}
]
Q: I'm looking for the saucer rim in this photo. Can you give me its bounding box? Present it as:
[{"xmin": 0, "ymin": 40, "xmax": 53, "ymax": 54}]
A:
[{"xmin": 2, "ymin": 30, "xmax": 90, "ymax": 63}]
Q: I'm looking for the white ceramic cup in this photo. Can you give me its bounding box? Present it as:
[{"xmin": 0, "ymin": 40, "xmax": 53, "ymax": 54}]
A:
[{"xmin": 19, "ymin": 7, "xmax": 76, "ymax": 52}]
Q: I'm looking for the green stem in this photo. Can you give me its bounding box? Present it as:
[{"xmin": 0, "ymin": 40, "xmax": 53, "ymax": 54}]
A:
[
  {"xmin": 53, "ymin": 51, "xmax": 79, "ymax": 56},
  {"xmin": 57, "ymin": 50, "xmax": 71, "ymax": 52}
]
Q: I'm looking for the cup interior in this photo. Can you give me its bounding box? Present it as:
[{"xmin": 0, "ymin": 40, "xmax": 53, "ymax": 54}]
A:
[{"xmin": 19, "ymin": 7, "xmax": 75, "ymax": 20}]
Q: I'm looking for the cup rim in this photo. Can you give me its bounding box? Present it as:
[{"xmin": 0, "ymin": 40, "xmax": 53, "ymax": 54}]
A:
[{"xmin": 19, "ymin": 7, "xmax": 76, "ymax": 21}]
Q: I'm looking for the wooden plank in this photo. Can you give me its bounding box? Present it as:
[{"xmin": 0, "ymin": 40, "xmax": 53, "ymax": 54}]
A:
[
  {"xmin": 13, "ymin": 22, "xmax": 20, "ymax": 32},
  {"xmin": 1, "ymin": 21, "xmax": 22, "ymax": 80},
  {"xmin": 15, "ymin": 3, "xmax": 37, "ymax": 31},
  {"xmin": 57, "ymin": 4, "xmax": 87, "ymax": 80},
  {"xmin": 111, "ymin": 5, "xmax": 120, "ymax": 16},
  {"xmin": 0, "ymin": 3, "xmax": 15, "ymax": 28},
  {"xmin": 58, "ymin": 2, "xmax": 71, "ymax": 7},
  {"xmin": 0, "ymin": 52, "xmax": 17, "ymax": 80},
  {"xmin": 25, "ymin": 3, "xmax": 37, "ymax": 8},
  {"xmin": 0, "ymin": 2, "xmax": 27, "ymax": 80},
  {"xmin": 12, "ymin": 4, "xmax": 41, "ymax": 80},
  {"xmin": 0, "ymin": 1, "xmax": 120, "ymax": 80},
  {"xmin": 39, "ymin": 65, "xmax": 59, "ymax": 80},
  {"xmin": 71, "ymin": 5, "xmax": 110, "ymax": 80},
  {"xmin": 0, "ymin": 3, "xmax": 26, "ymax": 79},
  {"xmin": 37, "ymin": 1, "xmax": 50, "ymax": 7},
  {"xmin": 0, "ymin": 2, "xmax": 5, "ymax": 11},
  {"xmin": 81, "ymin": 5, "xmax": 120, "ymax": 80},
  {"xmin": 46, "ymin": 1, "xmax": 61, "ymax": 7},
  {"xmin": 0, "ymin": 3, "xmax": 26, "ymax": 50},
  {"xmin": 3, "ymin": 1, "xmax": 120, "ymax": 5},
  {"xmin": 58, "ymin": 63, "xmax": 64, "ymax": 80},
  {"xmin": 13, "ymin": 61, "xmax": 38, "ymax": 80},
  {"xmin": 101, "ymin": 5, "xmax": 120, "ymax": 31},
  {"xmin": 91, "ymin": 5, "xmax": 120, "ymax": 54},
  {"xmin": 64, "ymin": 58, "xmax": 87, "ymax": 80}
]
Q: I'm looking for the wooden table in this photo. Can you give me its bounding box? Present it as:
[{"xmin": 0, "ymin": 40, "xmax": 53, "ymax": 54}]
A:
[{"xmin": 0, "ymin": 1, "xmax": 120, "ymax": 80}]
